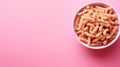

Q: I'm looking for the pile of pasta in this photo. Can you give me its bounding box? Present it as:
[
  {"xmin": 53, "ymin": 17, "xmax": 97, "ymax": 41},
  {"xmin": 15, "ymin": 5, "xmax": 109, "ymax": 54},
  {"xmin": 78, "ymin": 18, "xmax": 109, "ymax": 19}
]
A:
[{"xmin": 74, "ymin": 5, "xmax": 119, "ymax": 46}]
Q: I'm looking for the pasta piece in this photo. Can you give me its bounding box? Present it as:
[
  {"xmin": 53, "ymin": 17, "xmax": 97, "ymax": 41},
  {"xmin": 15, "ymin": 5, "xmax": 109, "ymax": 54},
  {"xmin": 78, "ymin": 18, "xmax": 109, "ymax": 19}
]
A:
[
  {"xmin": 82, "ymin": 16, "xmax": 93, "ymax": 21},
  {"xmin": 96, "ymin": 32, "xmax": 102, "ymax": 37},
  {"xmin": 108, "ymin": 19, "xmax": 115, "ymax": 24},
  {"xmin": 74, "ymin": 16, "xmax": 80, "ymax": 30},
  {"xmin": 106, "ymin": 26, "xmax": 118, "ymax": 39},
  {"xmin": 101, "ymin": 36, "xmax": 106, "ymax": 41},
  {"xmin": 103, "ymin": 39, "xmax": 108, "ymax": 45},
  {"xmin": 105, "ymin": 7, "xmax": 112, "ymax": 13},
  {"xmin": 99, "ymin": 25, "xmax": 103, "ymax": 32},
  {"xmin": 91, "ymin": 25, "xmax": 99, "ymax": 34},
  {"xmin": 81, "ymin": 31, "xmax": 85, "ymax": 36},
  {"xmin": 84, "ymin": 32, "xmax": 96, "ymax": 37},
  {"xmin": 79, "ymin": 36, "xmax": 87, "ymax": 43},
  {"xmin": 84, "ymin": 26, "xmax": 88, "ymax": 31},
  {"xmin": 108, "ymin": 10, "xmax": 113, "ymax": 14},
  {"xmin": 86, "ymin": 6, "xmax": 90, "ymax": 9},
  {"xmin": 92, "ymin": 36, "xmax": 102, "ymax": 42},
  {"xmin": 112, "ymin": 34, "xmax": 117, "ymax": 39},
  {"xmin": 77, "ymin": 18, "xmax": 83, "ymax": 30},
  {"xmin": 78, "ymin": 9, "xmax": 88, "ymax": 15},
  {"xmin": 91, "ymin": 41, "xmax": 103, "ymax": 46},
  {"xmin": 102, "ymin": 23, "xmax": 111, "ymax": 27},
  {"xmin": 81, "ymin": 24, "xmax": 85, "ymax": 36},
  {"xmin": 114, "ymin": 20, "xmax": 119, "ymax": 25},
  {"xmin": 86, "ymin": 23, "xmax": 95, "ymax": 33},
  {"xmin": 106, "ymin": 34, "xmax": 111, "ymax": 39},
  {"xmin": 76, "ymin": 30, "xmax": 82, "ymax": 34},
  {"xmin": 89, "ymin": 25, "xmax": 94, "ymax": 33},
  {"xmin": 99, "ymin": 15, "xmax": 108, "ymax": 20},
  {"xmin": 99, "ymin": 13, "xmax": 117, "ymax": 18},
  {"xmin": 86, "ymin": 23, "xmax": 95, "ymax": 26},
  {"xmin": 109, "ymin": 24, "xmax": 112, "ymax": 31},
  {"xmin": 87, "ymin": 37, "xmax": 91, "ymax": 46},
  {"xmin": 95, "ymin": 6, "xmax": 105, "ymax": 10},
  {"xmin": 95, "ymin": 8, "xmax": 105, "ymax": 13},
  {"xmin": 103, "ymin": 29, "xmax": 109, "ymax": 35},
  {"xmin": 88, "ymin": 9, "xmax": 94, "ymax": 14},
  {"xmin": 110, "ymin": 26, "xmax": 118, "ymax": 37},
  {"xmin": 98, "ymin": 19, "xmax": 110, "ymax": 24}
]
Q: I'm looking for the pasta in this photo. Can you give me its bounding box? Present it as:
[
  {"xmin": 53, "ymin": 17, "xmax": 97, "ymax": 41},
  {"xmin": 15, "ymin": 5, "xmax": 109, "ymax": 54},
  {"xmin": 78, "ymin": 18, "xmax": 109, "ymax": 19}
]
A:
[
  {"xmin": 87, "ymin": 37, "xmax": 91, "ymax": 46},
  {"xmin": 74, "ymin": 4, "xmax": 119, "ymax": 46},
  {"xmin": 91, "ymin": 25, "xmax": 99, "ymax": 34},
  {"xmin": 92, "ymin": 36, "xmax": 103, "ymax": 42},
  {"xmin": 103, "ymin": 29, "xmax": 109, "ymax": 35},
  {"xmin": 84, "ymin": 32, "xmax": 96, "ymax": 37},
  {"xmin": 79, "ymin": 35, "xmax": 88, "ymax": 43},
  {"xmin": 96, "ymin": 32, "xmax": 102, "ymax": 37}
]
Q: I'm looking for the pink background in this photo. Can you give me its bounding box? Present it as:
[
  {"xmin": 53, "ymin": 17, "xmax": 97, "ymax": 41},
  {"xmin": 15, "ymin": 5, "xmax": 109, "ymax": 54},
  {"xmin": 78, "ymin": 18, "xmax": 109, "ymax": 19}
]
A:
[{"xmin": 0, "ymin": 0, "xmax": 120, "ymax": 67}]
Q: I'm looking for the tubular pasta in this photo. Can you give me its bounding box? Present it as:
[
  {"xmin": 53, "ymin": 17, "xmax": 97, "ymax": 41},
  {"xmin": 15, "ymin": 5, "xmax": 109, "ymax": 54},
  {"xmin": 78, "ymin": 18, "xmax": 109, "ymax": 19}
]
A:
[{"xmin": 74, "ymin": 5, "xmax": 119, "ymax": 46}]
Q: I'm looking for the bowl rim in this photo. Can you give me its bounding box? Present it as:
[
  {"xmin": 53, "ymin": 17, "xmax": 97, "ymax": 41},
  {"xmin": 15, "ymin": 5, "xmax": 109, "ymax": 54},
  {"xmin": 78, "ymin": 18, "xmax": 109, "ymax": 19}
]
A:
[{"xmin": 73, "ymin": 2, "xmax": 120, "ymax": 49}]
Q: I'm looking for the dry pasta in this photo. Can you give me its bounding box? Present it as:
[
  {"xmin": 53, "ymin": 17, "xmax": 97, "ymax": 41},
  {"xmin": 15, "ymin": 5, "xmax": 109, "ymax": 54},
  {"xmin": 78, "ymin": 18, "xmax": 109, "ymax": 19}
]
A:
[{"xmin": 74, "ymin": 4, "xmax": 119, "ymax": 46}]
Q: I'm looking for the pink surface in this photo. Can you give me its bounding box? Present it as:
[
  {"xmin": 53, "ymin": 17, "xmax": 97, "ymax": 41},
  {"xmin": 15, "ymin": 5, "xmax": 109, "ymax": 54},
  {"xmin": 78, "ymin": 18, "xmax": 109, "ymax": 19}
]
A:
[{"xmin": 0, "ymin": 0, "xmax": 120, "ymax": 67}]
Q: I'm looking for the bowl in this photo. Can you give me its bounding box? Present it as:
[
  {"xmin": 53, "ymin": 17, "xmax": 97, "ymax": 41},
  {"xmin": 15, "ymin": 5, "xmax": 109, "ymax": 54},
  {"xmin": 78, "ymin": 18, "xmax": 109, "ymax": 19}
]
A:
[{"xmin": 73, "ymin": 2, "xmax": 120, "ymax": 49}]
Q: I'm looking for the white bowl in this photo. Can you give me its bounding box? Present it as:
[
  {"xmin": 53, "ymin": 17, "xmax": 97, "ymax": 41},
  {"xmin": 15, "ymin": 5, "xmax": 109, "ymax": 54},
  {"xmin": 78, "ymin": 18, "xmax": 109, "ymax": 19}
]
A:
[{"xmin": 73, "ymin": 2, "xmax": 120, "ymax": 49}]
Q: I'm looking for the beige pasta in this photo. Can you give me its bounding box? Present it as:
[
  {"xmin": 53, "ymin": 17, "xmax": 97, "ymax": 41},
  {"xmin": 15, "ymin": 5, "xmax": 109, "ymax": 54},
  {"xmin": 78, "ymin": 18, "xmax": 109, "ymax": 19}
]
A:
[
  {"xmin": 84, "ymin": 26, "xmax": 88, "ymax": 31},
  {"xmin": 111, "ymin": 34, "xmax": 117, "ymax": 39},
  {"xmin": 103, "ymin": 29, "xmax": 109, "ymax": 35},
  {"xmin": 109, "ymin": 26, "xmax": 118, "ymax": 37},
  {"xmin": 91, "ymin": 25, "xmax": 99, "ymax": 34},
  {"xmin": 87, "ymin": 37, "xmax": 91, "ymax": 46},
  {"xmin": 99, "ymin": 25, "xmax": 103, "ymax": 32},
  {"xmin": 92, "ymin": 36, "xmax": 103, "ymax": 42},
  {"xmin": 95, "ymin": 6, "xmax": 105, "ymax": 10},
  {"xmin": 89, "ymin": 25, "xmax": 94, "ymax": 33},
  {"xmin": 98, "ymin": 19, "xmax": 110, "ymax": 24},
  {"xmin": 108, "ymin": 19, "xmax": 115, "ymax": 24},
  {"xmin": 77, "ymin": 18, "xmax": 83, "ymax": 30},
  {"xmin": 78, "ymin": 9, "xmax": 88, "ymax": 15},
  {"xmin": 75, "ymin": 16, "xmax": 80, "ymax": 30},
  {"xmin": 108, "ymin": 10, "xmax": 113, "ymax": 14},
  {"xmin": 102, "ymin": 23, "xmax": 111, "ymax": 27},
  {"xmin": 99, "ymin": 13, "xmax": 117, "ymax": 18},
  {"xmin": 84, "ymin": 32, "xmax": 96, "ymax": 37},
  {"xmin": 74, "ymin": 4, "xmax": 119, "ymax": 46},
  {"xmin": 105, "ymin": 7, "xmax": 112, "ymax": 13},
  {"xmin": 96, "ymin": 32, "xmax": 102, "ymax": 37},
  {"xmin": 101, "ymin": 36, "xmax": 106, "ymax": 41},
  {"xmin": 91, "ymin": 41, "xmax": 103, "ymax": 46},
  {"xmin": 79, "ymin": 36, "xmax": 87, "ymax": 43},
  {"xmin": 103, "ymin": 40, "xmax": 108, "ymax": 45},
  {"xmin": 99, "ymin": 15, "xmax": 108, "ymax": 20},
  {"xmin": 76, "ymin": 30, "xmax": 82, "ymax": 34}
]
